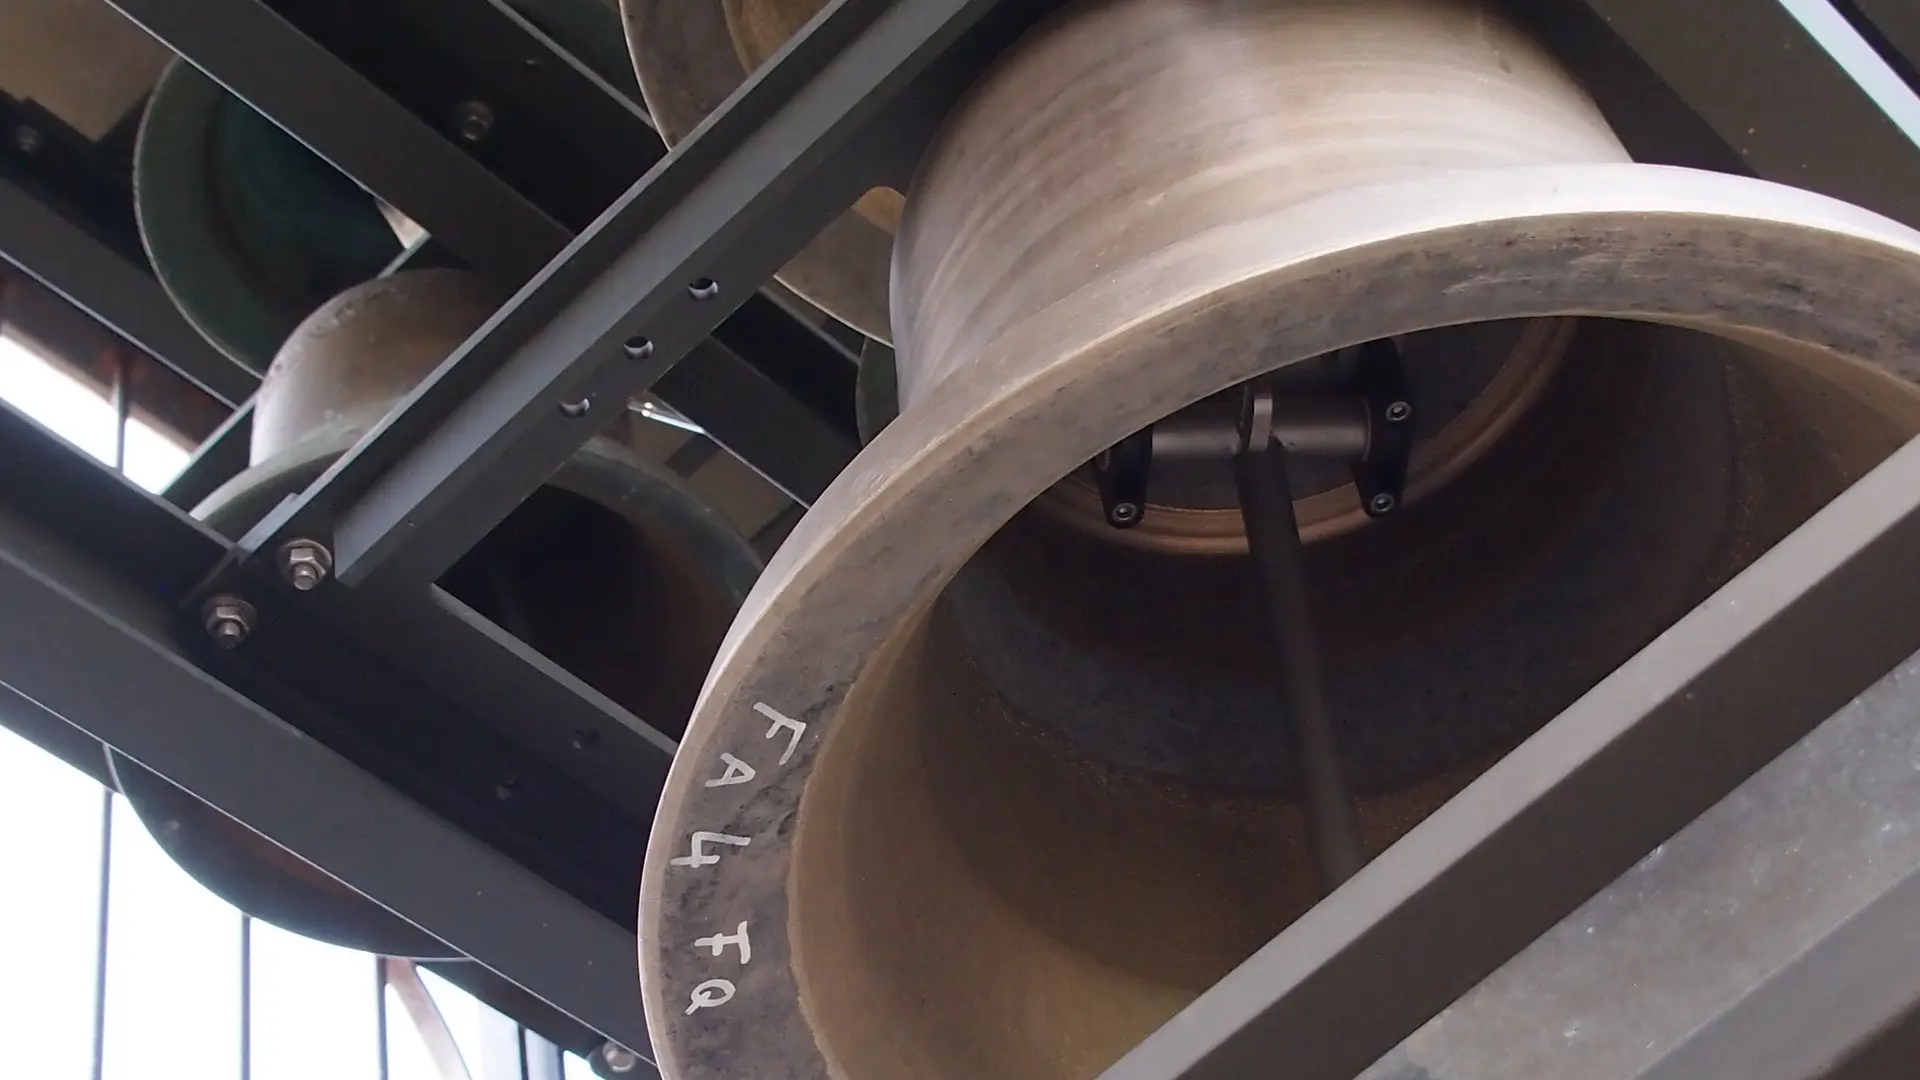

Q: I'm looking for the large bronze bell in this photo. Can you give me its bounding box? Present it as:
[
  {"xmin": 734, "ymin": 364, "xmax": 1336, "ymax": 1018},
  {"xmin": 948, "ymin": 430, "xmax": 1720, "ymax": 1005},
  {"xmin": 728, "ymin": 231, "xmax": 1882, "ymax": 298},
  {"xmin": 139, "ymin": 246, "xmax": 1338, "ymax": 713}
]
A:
[
  {"xmin": 635, "ymin": 1, "xmax": 1920, "ymax": 1078},
  {"xmin": 113, "ymin": 269, "xmax": 762, "ymax": 957}
]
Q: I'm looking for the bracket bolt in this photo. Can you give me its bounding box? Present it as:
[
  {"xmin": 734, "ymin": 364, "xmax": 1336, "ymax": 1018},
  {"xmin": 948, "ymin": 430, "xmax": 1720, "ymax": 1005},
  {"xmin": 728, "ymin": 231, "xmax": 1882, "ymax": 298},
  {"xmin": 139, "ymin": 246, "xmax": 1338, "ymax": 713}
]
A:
[
  {"xmin": 279, "ymin": 540, "xmax": 333, "ymax": 591},
  {"xmin": 202, "ymin": 596, "xmax": 256, "ymax": 649},
  {"xmin": 1384, "ymin": 400, "xmax": 1412, "ymax": 423},
  {"xmin": 1368, "ymin": 492, "xmax": 1398, "ymax": 515},
  {"xmin": 453, "ymin": 100, "xmax": 495, "ymax": 143},
  {"xmin": 601, "ymin": 1043, "xmax": 639, "ymax": 1074},
  {"xmin": 13, "ymin": 125, "xmax": 43, "ymax": 154}
]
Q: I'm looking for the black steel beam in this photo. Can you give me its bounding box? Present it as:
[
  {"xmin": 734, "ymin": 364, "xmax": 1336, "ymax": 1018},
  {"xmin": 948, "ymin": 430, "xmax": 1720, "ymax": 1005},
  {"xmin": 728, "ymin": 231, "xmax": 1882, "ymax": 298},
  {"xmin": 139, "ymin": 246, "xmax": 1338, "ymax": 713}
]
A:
[
  {"xmin": 0, "ymin": 174, "xmax": 255, "ymax": 408},
  {"xmin": 1096, "ymin": 432, "xmax": 1920, "ymax": 1080},
  {"xmin": 0, "ymin": 354, "xmax": 673, "ymax": 938},
  {"xmin": 106, "ymin": 0, "xmax": 851, "ymax": 536},
  {"xmin": 656, "ymin": 341, "xmax": 856, "ymax": 507},
  {"xmin": 0, "ymin": 402, "xmax": 654, "ymax": 1060},
  {"xmin": 263, "ymin": 0, "xmax": 662, "ymax": 234},
  {"xmin": 1635, "ymin": 865, "xmax": 1920, "ymax": 1080},
  {"xmin": 261, "ymin": 0, "xmax": 1010, "ymax": 589},
  {"xmin": 657, "ymin": 295, "xmax": 861, "ymax": 506},
  {"xmin": 1852, "ymin": 0, "xmax": 1920, "ymax": 78},
  {"xmin": 102, "ymin": 0, "xmax": 568, "ymax": 287},
  {"xmin": 1573, "ymin": 0, "xmax": 1920, "ymax": 226},
  {"xmin": 0, "ymin": 535, "xmax": 653, "ymax": 1060},
  {"xmin": 1355, "ymin": 639, "xmax": 1920, "ymax": 1080},
  {"xmin": 0, "ymin": 682, "xmax": 113, "ymax": 789}
]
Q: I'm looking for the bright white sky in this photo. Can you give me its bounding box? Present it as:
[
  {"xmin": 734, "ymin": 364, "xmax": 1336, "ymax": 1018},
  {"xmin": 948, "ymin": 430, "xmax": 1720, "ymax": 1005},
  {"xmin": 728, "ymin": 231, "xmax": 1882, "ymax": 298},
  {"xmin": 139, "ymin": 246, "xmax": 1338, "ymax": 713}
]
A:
[{"xmin": 0, "ymin": 334, "xmax": 600, "ymax": 1080}]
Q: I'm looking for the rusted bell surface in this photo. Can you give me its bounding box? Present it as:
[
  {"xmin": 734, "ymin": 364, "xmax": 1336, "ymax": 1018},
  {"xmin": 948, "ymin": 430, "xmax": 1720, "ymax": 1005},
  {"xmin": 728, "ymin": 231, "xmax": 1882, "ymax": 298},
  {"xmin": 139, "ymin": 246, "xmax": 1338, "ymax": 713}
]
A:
[
  {"xmin": 114, "ymin": 269, "xmax": 761, "ymax": 958},
  {"xmin": 622, "ymin": 0, "xmax": 899, "ymax": 340},
  {"xmin": 638, "ymin": 1, "xmax": 1920, "ymax": 1079}
]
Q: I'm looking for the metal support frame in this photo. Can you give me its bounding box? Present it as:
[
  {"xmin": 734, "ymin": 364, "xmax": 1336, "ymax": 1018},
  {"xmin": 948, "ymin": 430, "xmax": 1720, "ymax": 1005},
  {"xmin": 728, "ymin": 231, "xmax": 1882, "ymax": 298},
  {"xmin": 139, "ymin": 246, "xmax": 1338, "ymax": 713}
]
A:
[
  {"xmin": 0, "ymin": 173, "xmax": 253, "ymax": 407},
  {"xmin": 251, "ymin": 0, "xmax": 1013, "ymax": 590},
  {"xmin": 102, "ymin": 0, "xmax": 858, "ymax": 509},
  {"xmin": 1851, "ymin": 0, "xmax": 1920, "ymax": 81},
  {"xmin": 1636, "ymin": 864, "xmax": 1920, "ymax": 1080},
  {"xmin": 1574, "ymin": 0, "xmax": 1920, "ymax": 225},
  {"xmin": 0, "ymin": 402, "xmax": 654, "ymax": 1061},
  {"xmin": 7, "ymin": 0, "xmax": 1920, "ymax": 1077}
]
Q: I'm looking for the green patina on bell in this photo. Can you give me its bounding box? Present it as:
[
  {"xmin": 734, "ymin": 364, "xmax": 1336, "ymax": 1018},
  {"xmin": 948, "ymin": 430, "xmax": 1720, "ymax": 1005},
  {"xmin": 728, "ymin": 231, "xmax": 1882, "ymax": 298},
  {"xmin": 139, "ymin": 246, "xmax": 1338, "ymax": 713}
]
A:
[
  {"xmin": 135, "ymin": 60, "xmax": 401, "ymax": 373},
  {"xmin": 133, "ymin": 0, "xmax": 635, "ymax": 373}
]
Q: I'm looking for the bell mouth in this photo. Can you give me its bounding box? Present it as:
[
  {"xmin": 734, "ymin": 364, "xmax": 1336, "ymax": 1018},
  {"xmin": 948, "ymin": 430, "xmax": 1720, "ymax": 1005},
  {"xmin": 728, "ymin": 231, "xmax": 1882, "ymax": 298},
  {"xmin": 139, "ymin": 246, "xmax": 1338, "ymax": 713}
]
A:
[
  {"xmin": 788, "ymin": 313, "xmax": 1920, "ymax": 1080},
  {"xmin": 639, "ymin": 164, "xmax": 1920, "ymax": 1080}
]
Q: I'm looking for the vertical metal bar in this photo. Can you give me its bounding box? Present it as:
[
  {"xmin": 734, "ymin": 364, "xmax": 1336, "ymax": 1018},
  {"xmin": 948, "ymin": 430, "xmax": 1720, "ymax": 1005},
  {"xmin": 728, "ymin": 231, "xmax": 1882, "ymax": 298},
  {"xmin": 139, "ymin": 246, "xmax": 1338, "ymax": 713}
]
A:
[
  {"xmin": 109, "ymin": 352, "xmax": 129, "ymax": 474},
  {"xmin": 477, "ymin": 1000, "xmax": 532, "ymax": 1080},
  {"xmin": 88, "ymin": 786, "xmax": 111, "ymax": 1080},
  {"xmin": 521, "ymin": 1027, "xmax": 565, "ymax": 1080},
  {"xmin": 88, "ymin": 350, "xmax": 130, "ymax": 1080},
  {"xmin": 377, "ymin": 957, "xmax": 393, "ymax": 1080},
  {"xmin": 1234, "ymin": 426, "xmax": 1363, "ymax": 892},
  {"xmin": 239, "ymin": 914, "xmax": 253, "ymax": 1080}
]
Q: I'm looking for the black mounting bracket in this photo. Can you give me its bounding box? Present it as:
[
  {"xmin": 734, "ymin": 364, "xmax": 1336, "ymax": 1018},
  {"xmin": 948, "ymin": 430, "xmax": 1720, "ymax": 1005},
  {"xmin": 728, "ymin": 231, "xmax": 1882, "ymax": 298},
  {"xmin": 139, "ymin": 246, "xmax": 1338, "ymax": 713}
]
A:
[{"xmin": 1349, "ymin": 337, "xmax": 1414, "ymax": 518}]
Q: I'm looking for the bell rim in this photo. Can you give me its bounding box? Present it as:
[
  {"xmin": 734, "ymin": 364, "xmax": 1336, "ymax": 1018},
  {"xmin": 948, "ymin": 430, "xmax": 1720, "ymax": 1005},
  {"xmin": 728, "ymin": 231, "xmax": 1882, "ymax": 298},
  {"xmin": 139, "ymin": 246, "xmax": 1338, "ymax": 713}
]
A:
[{"xmin": 637, "ymin": 161, "xmax": 1920, "ymax": 1080}]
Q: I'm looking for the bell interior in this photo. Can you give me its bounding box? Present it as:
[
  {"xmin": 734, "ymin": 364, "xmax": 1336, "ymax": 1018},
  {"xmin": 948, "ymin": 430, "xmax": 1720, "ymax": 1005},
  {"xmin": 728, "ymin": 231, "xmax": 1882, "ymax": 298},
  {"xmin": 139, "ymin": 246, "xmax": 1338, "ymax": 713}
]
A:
[
  {"xmin": 786, "ymin": 318, "xmax": 1920, "ymax": 1080},
  {"xmin": 440, "ymin": 482, "xmax": 743, "ymax": 741}
]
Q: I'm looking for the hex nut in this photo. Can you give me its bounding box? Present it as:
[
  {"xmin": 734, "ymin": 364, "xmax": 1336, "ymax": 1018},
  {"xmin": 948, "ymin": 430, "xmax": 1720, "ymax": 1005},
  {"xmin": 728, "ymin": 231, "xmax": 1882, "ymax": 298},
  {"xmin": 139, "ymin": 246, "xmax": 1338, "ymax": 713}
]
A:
[
  {"xmin": 279, "ymin": 541, "xmax": 333, "ymax": 592},
  {"xmin": 202, "ymin": 596, "xmax": 256, "ymax": 649}
]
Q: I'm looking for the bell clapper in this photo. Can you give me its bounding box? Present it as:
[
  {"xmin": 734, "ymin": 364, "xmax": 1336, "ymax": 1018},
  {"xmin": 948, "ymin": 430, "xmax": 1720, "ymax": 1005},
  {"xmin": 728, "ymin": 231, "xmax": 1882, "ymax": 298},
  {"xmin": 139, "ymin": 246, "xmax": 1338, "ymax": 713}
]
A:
[
  {"xmin": 1234, "ymin": 376, "xmax": 1366, "ymax": 894},
  {"xmin": 1090, "ymin": 342, "xmax": 1418, "ymax": 893}
]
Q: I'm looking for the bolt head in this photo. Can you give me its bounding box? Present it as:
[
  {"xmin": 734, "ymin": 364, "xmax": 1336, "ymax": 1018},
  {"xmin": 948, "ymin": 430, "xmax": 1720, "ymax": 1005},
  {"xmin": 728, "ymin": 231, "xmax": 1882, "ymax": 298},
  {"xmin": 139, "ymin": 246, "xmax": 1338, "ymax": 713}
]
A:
[
  {"xmin": 1385, "ymin": 400, "xmax": 1412, "ymax": 423},
  {"xmin": 601, "ymin": 1043, "xmax": 639, "ymax": 1074},
  {"xmin": 453, "ymin": 100, "xmax": 495, "ymax": 143},
  {"xmin": 202, "ymin": 596, "xmax": 256, "ymax": 649},
  {"xmin": 13, "ymin": 126, "xmax": 43, "ymax": 154},
  {"xmin": 1368, "ymin": 492, "xmax": 1398, "ymax": 515},
  {"xmin": 1109, "ymin": 503, "xmax": 1141, "ymax": 525},
  {"xmin": 278, "ymin": 541, "xmax": 333, "ymax": 591}
]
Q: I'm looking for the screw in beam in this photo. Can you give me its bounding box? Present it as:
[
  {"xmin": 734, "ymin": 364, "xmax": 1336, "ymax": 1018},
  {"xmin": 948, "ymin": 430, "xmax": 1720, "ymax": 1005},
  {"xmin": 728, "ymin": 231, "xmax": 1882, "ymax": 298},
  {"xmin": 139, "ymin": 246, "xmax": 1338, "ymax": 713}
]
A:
[
  {"xmin": 452, "ymin": 100, "xmax": 496, "ymax": 144},
  {"xmin": 202, "ymin": 595, "xmax": 257, "ymax": 649},
  {"xmin": 601, "ymin": 1043, "xmax": 639, "ymax": 1074},
  {"xmin": 278, "ymin": 540, "xmax": 334, "ymax": 592}
]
